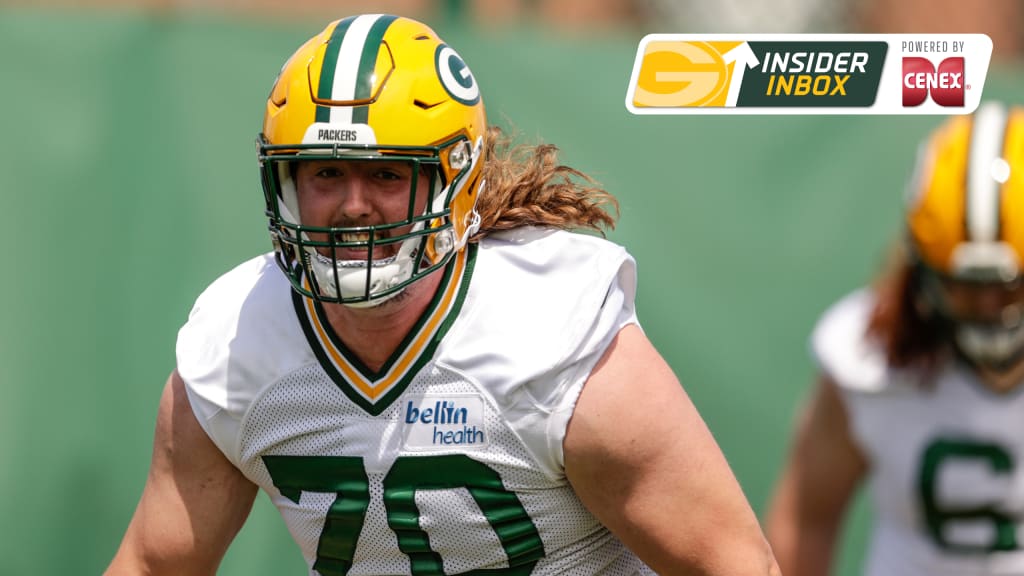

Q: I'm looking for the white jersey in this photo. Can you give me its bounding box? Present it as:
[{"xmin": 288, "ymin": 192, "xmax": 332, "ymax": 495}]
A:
[
  {"xmin": 176, "ymin": 227, "xmax": 654, "ymax": 576},
  {"xmin": 813, "ymin": 289, "xmax": 1024, "ymax": 576}
]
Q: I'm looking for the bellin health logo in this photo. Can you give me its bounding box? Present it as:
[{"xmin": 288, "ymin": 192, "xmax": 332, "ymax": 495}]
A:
[{"xmin": 402, "ymin": 395, "xmax": 488, "ymax": 451}]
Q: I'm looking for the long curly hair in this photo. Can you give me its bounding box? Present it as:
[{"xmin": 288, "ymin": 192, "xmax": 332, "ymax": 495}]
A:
[
  {"xmin": 470, "ymin": 126, "xmax": 619, "ymax": 241},
  {"xmin": 865, "ymin": 241, "xmax": 950, "ymax": 372}
]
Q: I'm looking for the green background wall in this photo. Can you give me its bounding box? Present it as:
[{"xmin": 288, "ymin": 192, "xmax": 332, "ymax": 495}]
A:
[{"xmin": 2, "ymin": 6, "xmax": 1022, "ymax": 574}]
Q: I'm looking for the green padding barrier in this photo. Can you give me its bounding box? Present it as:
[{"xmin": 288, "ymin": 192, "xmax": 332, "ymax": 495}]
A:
[{"xmin": 2, "ymin": 8, "xmax": 1022, "ymax": 575}]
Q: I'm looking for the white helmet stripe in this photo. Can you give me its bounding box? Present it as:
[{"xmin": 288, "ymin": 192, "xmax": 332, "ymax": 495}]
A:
[{"xmin": 967, "ymin": 101, "xmax": 1009, "ymax": 242}]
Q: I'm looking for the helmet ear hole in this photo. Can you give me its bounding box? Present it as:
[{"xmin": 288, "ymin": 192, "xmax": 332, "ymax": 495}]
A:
[
  {"xmin": 449, "ymin": 140, "xmax": 472, "ymax": 171},
  {"xmin": 430, "ymin": 228, "xmax": 455, "ymax": 260}
]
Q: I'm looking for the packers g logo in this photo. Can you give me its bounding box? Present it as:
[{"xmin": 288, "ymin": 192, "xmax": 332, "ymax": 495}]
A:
[
  {"xmin": 436, "ymin": 44, "xmax": 480, "ymax": 105},
  {"xmin": 632, "ymin": 41, "xmax": 746, "ymax": 107}
]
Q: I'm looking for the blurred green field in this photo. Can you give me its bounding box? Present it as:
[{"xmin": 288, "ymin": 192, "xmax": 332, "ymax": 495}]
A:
[{"xmin": 2, "ymin": 6, "xmax": 1022, "ymax": 575}]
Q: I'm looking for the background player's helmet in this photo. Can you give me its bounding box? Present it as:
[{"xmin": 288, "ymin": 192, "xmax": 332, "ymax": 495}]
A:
[
  {"xmin": 906, "ymin": 101, "xmax": 1024, "ymax": 368},
  {"xmin": 258, "ymin": 14, "xmax": 487, "ymax": 307}
]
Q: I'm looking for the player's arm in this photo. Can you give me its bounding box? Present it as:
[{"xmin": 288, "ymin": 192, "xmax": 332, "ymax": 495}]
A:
[
  {"xmin": 106, "ymin": 370, "xmax": 258, "ymax": 575},
  {"xmin": 564, "ymin": 324, "xmax": 781, "ymax": 576},
  {"xmin": 765, "ymin": 373, "xmax": 868, "ymax": 576}
]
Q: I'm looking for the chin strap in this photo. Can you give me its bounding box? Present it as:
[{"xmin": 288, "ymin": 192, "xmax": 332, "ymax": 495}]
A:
[{"xmin": 306, "ymin": 219, "xmax": 426, "ymax": 307}]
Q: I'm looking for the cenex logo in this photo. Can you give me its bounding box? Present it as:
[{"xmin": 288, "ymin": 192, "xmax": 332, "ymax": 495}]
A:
[{"xmin": 902, "ymin": 57, "xmax": 965, "ymax": 107}]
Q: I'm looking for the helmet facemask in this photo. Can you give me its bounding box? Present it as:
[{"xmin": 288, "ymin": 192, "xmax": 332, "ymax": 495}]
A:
[
  {"xmin": 916, "ymin": 245, "xmax": 1024, "ymax": 371},
  {"xmin": 259, "ymin": 135, "xmax": 482, "ymax": 307}
]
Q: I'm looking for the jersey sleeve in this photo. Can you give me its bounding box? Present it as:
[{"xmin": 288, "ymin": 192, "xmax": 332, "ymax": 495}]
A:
[
  {"xmin": 175, "ymin": 254, "xmax": 310, "ymax": 467},
  {"xmin": 810, "ymin": 288, "xmax": 890, "ymax": 393},
  {"xmin": 440, "ymin": 228, "xmax": 639, "ymax": 479},
  {"xmin": 541, "ymin": 248, "xmax": 637, "ymax": 471}
]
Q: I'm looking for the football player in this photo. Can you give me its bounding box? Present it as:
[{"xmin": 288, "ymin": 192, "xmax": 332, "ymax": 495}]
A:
[
  {"xmin": 105, "ymin": 14, "xmax": 779, "ymax": 576},
  {"xmin": 768, "ymin": 101, "xmax": 1024, "ymax": 575}
]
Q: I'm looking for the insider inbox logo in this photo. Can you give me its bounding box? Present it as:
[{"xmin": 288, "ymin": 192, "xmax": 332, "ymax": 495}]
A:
[{"xmin": 625, "ymin": 34, "xmax": 991, "ymax": 115}]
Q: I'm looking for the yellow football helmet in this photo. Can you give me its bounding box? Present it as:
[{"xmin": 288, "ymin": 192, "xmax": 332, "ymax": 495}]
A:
[
  {"xmin": 258, "ymin": 14, "xmax": 486, "ymax": 306},
  {"xmin": 906, "ymin": 101, "xmax": 1024, "ymax": 367}
]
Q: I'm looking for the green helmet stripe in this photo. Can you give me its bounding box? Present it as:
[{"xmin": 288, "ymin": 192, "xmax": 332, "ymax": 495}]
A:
[
  {"xmin": 315, "ymin": 14, "xmax": 398, "ymax": 125},
  {"xmin": 315, "ymin": 16, "xmax": 356, "ymax": 123},
  {"xmin": 353, "ymin": 14, "xmax": 398, "ymax": 124}
]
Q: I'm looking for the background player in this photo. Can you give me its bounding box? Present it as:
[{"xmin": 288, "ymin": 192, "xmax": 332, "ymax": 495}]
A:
[{"xmin": 768, "ymin": 101, "xmax": 1024, "ymax": 575}]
